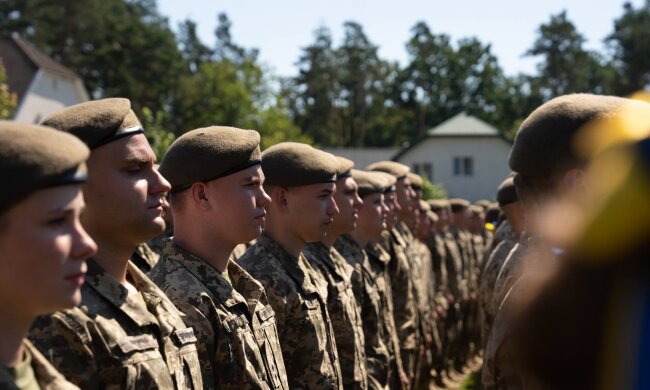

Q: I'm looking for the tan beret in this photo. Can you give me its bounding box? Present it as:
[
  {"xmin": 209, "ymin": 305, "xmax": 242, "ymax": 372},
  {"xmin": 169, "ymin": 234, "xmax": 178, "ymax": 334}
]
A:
[
  {"xmin": 475, "ymin": 200, "xmax": 491, "ymax": 210},
  {"xmin": 496, "ymin": 176, "xmax": 518, "ymax": 206},
  {"xmin": 427, "ymin": 199, "xmax": 449, "ymax": 212},
  {"xmin": 334, "ymin": 155, "xmax": 354, "ymax": 179},
  {"xmin": 42, "ymin": 98, "xmax": 143, "ymax": 149},
  {"xmin": 418, "ymin": 199, "xmax": 431, "ymax": 212},
  {"xmin": 510, "ymin": 94, "xmax": 629, "ymax": 176},
  {"xmin": 427, "ymin": 210, "xmax": 439, "ymax": 223},
  {"xmin": 373, "ymin": 171, "xmax": 397, "ymax": 193},
  {"xmin": 159, "ymin": 126, "xmax": 261, "ymax": 192},
  {"xmin": 366, "ymin": 161, "xmax": 410, "ymax": 178},
  {"xmin": 352, "ymin": 169, "xmax": 388, "ymax": 198},
  {"xmin": 262, "ymin": 142, "xmax": 338, "ymax": 187},
  {"xmin": 449, "ymin": 198, "xmax": 470, "ymax": 213},
  {"xmin": 408, "ymin": 172, "xmax": 423, "ymax": 189},
  {"xmin": 0, "ymin": 121, "xmax": 89, "ymax": 213},
  {"xmin": 469, "ymin": 205, "xmax": 483, "ymax": 215}
]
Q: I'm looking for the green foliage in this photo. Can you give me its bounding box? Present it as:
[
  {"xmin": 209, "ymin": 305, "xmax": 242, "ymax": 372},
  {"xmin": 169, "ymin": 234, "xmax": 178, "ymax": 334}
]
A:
[
  {"xmin": 0, "ymin": 59, "xmax": 16, "ymax": 119},
  {"xmin": 141, "ymin": 107, "xmax": 175, "ymax": 160},
  {"xmin": 607, "ymin": 1, "xmax": 650, "ymax": 94},
  {"xmin": 421, "ymin": 178, "xmax": 448, "ymax": 200}
]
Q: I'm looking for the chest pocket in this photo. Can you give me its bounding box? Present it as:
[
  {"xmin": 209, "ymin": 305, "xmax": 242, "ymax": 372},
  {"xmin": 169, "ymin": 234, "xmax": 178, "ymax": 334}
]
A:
[
  {"xmin": 221, "ymin": 313, "xmax": 269, "ymax": 386},
  {"xmin": 171, "ymin": 327, "xmax": 202, "ymax": 390},
  {"xmin": 110, "ymin": 333, "xmax": 174, "ymax": 390},
  {"xmin": 255, "ymin": 304, "xmax": 286, "ymax": 389}
]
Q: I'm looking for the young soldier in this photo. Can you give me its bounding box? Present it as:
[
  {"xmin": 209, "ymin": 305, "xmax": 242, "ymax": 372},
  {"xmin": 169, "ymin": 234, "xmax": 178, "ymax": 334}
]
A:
[
  {"xmin": 303, "ymin": 156, "xmax": 368, "ymax": 390},
  {"xmin": 237, "ymin": 142, "xmax": 343, "ymax": 389},
  {"xmin": 29, "ymin": 99, "xmax": 203, "ymax": 389},
  {"xmin": 0, "ymin": 122, "xmax": 97, "ymax": 389},
  {"xmin": 336, "ymin": 169, "xmax": 407, "ymax": 390},
  {"xmin": 148, "ymin": 126, "xmax": 289, "ymax": 389}
]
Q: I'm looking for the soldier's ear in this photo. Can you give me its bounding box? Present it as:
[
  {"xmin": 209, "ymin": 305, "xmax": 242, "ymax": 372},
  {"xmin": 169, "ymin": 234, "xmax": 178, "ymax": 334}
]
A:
[
  {"xmin": 273, "ymin": 186, "xmax": 290, "ymax": 210},
  {"xmin": 190, "ymin": 182, "xmax": 210, "ymax": 210}
]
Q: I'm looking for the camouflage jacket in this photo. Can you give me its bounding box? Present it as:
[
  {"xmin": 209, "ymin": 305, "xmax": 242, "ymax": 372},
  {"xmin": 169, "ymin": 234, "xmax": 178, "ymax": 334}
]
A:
[
  {"xmin": 29, "ymin": 259, "xmax": 203, "ymax": 389},
  {"xmin": 148, "ymin": 241, "xmax": 289, "ymax": 389},
  {"xmin": 237, "ymin": 234, "xmax": 343, "ymax": 390},
  {"xmin": 380, "ymin": 227, "xmax": 419, "ymax": 377},
  {"xmin": 365, "ymin": 240, "xmax": 409, "ymax": 390},
  {"xmin": 0, "ymin": 340, "xmax": 79, "ymax": 390},
  {"xmin": 304, "ymin": 242, "xmax": 368, "ymax": 389},
  {"xmin": 132, "ymin": 242, "xmax": 161, "ymax": 273},
  {"xmin": 443, "ymin": 228, "xmax": 467, "ymax": 301},
  {"xmin": 335, "ymin": 235, "xmax": 393, "ymax": 390},
  {"xmin": 425, "ymin": 233, "xmax": 450, "ymax": 307}
]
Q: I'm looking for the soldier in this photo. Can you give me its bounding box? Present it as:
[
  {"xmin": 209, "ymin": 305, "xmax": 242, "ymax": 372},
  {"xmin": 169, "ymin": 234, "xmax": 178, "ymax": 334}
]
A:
[
  {"xmin": 336, "ymin": 169, "xmax": 407, "ymax": 390},
  {"xmin": 0, "ymin": 122, "xmax": 97, "ymax": 389},
  {"xmin": 366, "ymin": 161, "xmax": 420, "ymax": 384},
  {"xmin": 148, "ymin": 126, "xmax": 289, "ymax": 389},
  {"xmin": 237, "ymin": 142, "xmax": 343, "ymax": 389},
  {"xmin": 482, "ymin": 93, "xmax": 635, "ymax": 389},
  {"xmin": 29, "ymin": 99, "xmax": 203, "ymax": 389},
  {"xmin": 303, "ymin": 156, "xmax": 368, "ymax": 390},
  {"xmin": 479, "ymin": 176, "xmax": 523, "ymax": 337}
]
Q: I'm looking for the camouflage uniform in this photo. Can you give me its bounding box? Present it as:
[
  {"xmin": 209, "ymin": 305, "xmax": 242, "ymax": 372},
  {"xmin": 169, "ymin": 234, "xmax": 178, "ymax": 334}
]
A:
[
  {"xmin": 132, "ymin": 242, "xmax": 161, "ymax": 273},
  {"xmin": 380, "ymin": 227, "xmax": 419, "ymax": 381},
  {"xmin": 237, "ymin": 234, "xmax": 343, "ymax": 389},
  {"xmin": 29, "ymin": 259, "xmax": 203, "ymax": 389},
  {"xmin": 479, "ymin": 221, "xmax": 518, "ymax": 340},
  {"xmin": 148, "ymin": 240, "xmax": 289, "ymax": 389},
  {"xmin": 0, "ymin": 340, "xmax": 79, "ymax": 390},
  {"xmin": 335, "ymin": 235, "xmax": 394, "ymax": 390},
  {"xmin": 304, "ymin": 242, "xmax": 368, "ymax": 390},
  {"xmin": 489, "ymin": 235, "xmax": 531, "ymax": 319}
]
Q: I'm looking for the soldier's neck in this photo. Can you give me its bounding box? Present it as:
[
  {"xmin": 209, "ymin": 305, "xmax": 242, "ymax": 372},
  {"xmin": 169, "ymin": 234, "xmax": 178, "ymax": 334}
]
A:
[
  {"xmin": 349, "ymin": 230, "xmax": 370, "ymax": 249},
  {"xmin": 321, "ymin": 231, "xmax": 341, "ymax": 248},
  {"xmin": 92, "ymin": 239, "xmax": 135, "ymax": 285},
  {"xmin": 0, "ymin": 301, "xmax": 31, "ymax": 366},
  {"xmin": 264, "ymin": 223, "xmax": 304, "ymax": 259},
  {"xmin": 172, "ymin": 230, "xmax": 232, "ymax": 272}
]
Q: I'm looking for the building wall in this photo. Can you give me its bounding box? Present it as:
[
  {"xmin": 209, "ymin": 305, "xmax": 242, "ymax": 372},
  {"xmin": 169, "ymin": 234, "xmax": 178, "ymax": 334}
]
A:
[
  {"xmin": 396, "ymin": 136, "xmax": 512, "ymax": 201},
  {"xmin": 14, "ymin": 70, "xmax": 87, "ymax": 124}
]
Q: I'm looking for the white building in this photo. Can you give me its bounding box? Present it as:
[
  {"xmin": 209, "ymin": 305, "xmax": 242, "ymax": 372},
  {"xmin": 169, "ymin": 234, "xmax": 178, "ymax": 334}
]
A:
[
  {"xmin": 322, "ymin": 147, "xmax": 399, "ymax": 170},
  {"xmin": 394, "ymin": 112, "xmax": 513, "ymax": 201},
  {"xmin": 0, "ymin": 34, "xmax": 88, "ymax": 124}
]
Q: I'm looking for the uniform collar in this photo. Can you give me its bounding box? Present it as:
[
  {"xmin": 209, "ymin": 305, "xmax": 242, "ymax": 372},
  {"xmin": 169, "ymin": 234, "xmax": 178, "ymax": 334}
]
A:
[{"xmin": 257, "ymin": 234, "xmax": 319, "ymax": 295}]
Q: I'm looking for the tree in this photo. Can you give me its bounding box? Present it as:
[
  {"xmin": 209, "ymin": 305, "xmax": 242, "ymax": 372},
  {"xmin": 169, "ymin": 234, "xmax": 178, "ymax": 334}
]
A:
[
  {"xmin": 0, "ymin": 59, "xmax": 16, "ymax": 119},
  {"xmin": 607, "ymin": 1, "xmax": 650, "ymax": 94},
  {"xmin": 0, "ymin": 0, "xmax": 184, "ymax": 115},
  {"xmin": 178, "ymin": 19, "xmax": 214, "ymax": 74},
  {"xmin": 526, "ymin": 11, "xmax": 614, "ymax": 99}
]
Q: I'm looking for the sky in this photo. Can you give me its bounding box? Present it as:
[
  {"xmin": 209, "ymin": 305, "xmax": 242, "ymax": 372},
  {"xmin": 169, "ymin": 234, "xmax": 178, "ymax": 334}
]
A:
[{"xmin": 157, "ymin": 0, "xmax": 644, "ymax": 78}]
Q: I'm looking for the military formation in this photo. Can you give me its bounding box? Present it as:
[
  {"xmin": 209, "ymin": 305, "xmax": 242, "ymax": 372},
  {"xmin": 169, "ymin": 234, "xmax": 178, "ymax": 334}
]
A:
[{"xmin": 1, "ymin": 92, "xmax": 649, "ymax": 390}]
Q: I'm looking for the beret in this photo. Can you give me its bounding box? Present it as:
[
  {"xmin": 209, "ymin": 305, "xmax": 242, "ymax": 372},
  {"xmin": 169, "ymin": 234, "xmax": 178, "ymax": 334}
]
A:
[
  {"xmin": 0, "ymin": 121, "xmax": 89, "ymax": 213},
  {"xmin": 449, "ymin": 198, "xmax": 470, "ymax": 213},
  {"xmin": 418, "ymin": 199, "xmax": 431, "ymax": 212},
  {"xmin": 366, "ymin": 161, "xmax": 410, "ymax": 178},
  {"xmin": 373, "ymin": 171, "xmax": 397, "ymax": 193},
  {"xmin": 427, "ymin": 210, "xmax": 439, "ymax": 223},
  {"xmin": 510, "ymin": 94, "xmax": 629, "ymax": 176},
  {"xmin": 351, "ymin": 169, "xmax": 388, "ymax": 198},
  {"xmin": 469, "ymin": 205, "xmax": 483, "ymax": 215},
  {"xmin": 262, "ymin": 142, "xmax": 338, "ymax": 187},
  {"xmin": 408, "ymin": 172, "xmax": 423, "ymax": 190},
  {"xmin": 485, "ymin": 205, "xmax": 501, "ymax": 224},
  {"xmin": 159, "ymin": 126, "xmax": 261, "ymax": 192},
  {"xmin": 334, "ymin": 155, "xmax": 354, "ymax": 179},
  {"xmin": 475, "ymin": 200, "xmax": 491, "ymax": 210},
  {"xmin": 427, "ymin": 199, "xmax": 449, "ymax": 212},
  {"xmin": 496, "ymin": 176, "xmax": 519, "ymax": 206},
  {"xmin": 41, "ymin": 98, "xmax": 144, "ymax": 149}
]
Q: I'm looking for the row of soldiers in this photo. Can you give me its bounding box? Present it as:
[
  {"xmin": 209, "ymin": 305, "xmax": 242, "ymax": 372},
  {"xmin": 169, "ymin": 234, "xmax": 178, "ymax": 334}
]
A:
[
  {"xmin": 0, "ymin": 96, "xmax": 493, "ymax": 390},
  {"xmin": 476, "ymin": 93, "xmax": 650, "ymax": 389}
]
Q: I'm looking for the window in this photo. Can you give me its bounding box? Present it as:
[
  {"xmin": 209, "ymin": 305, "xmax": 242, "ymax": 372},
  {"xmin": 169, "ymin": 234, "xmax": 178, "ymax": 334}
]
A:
[
  {"xmin": 412, "ymin": 163, "xmax": 433, "ymax": 181},
  {"xmin": 453, "ymin": 157, "xmax": 473, "ymax": 176}
]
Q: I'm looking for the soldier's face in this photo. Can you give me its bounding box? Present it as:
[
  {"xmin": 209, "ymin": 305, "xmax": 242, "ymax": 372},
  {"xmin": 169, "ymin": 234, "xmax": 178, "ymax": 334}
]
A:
[
  {"xmin": 383, "ymin": 191, "xmax": 400, "ymax": 229},
  {"xmin": 0, "ymin": 185, "xmax": 97, "ymax": 316},
  {"xmin": 357, "ymin": 193, "xmax": 388, "ymax": 238},
  {"xmin": 82, "ymin": 134, "xmax": 171, "ymax": 247},
  {"xmin": 204, "ymin": 165, "xmax": 271, "ymax": 245},
  {"xmin": 396, "ymin": 177, "xmax": 415, "ymax": 218},
  {"xmin": 286, "ymin": 182, "xmax": 339, "ymax": 243},
  {"xmin": 330, "ymin": 177, "xmax": 363, "ymax": 236}
]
